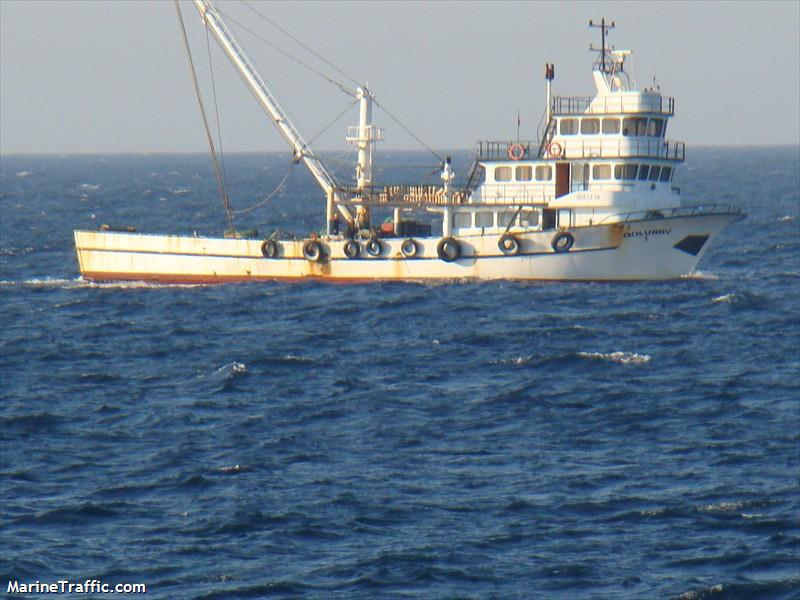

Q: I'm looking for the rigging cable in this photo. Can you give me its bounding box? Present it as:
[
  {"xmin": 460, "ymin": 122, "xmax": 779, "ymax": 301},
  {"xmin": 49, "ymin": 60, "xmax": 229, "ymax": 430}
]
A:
[
  {"xmin": 238, "ymin": 0, "xmax": 361, "ymax": 90},
  {"xmin": 233, "ymin": 163, "xmax": 295, "ymax": 215},
  {"xmin": 174, "ymin": 0, "xmax": 234, "ymax": 228},
  {"xmin": 373, "ymin": 98, "xmax": 443, "ymax": 164},
  {"xmin": 204, "ymin": 21, "xmax": 230, "ymax": 204},
  {"xmin": 215, "ymin": 6, "xmax": 357, "ymax": 99}
]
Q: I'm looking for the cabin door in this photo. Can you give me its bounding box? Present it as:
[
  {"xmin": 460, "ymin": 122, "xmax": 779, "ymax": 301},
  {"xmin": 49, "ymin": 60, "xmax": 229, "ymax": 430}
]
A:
[{"xmin": 555, "ymin": 162, "xmax": 570, "ymax": 198}]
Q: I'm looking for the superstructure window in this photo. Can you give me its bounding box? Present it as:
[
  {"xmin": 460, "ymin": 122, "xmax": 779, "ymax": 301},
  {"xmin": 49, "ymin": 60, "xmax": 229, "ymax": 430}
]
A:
[
  {"xmin": 452, "ymin": 212, "xmax": 471, "ymax": 229},
  {"xmin": 659, "ymin": 166, "xmax": 673, "ymax": 182},
  {"xmin": 520, "ymin": 210, "xmax": 539, "ymax": 227},
  {"xmin": 622, "ymin": 117, "xmax": 647, "ymax": 136},
  {"xmin": 535, "ymin": 165, "xmax": 553, "ymax": 181},
  {"xmin": 614, "ymin": 164, "xmax": 638, "ymax": 180},
  {"xmin": 498, "ymin": 212, "xmax": 517, "ymax": 227},
  {"xmin": 580, "ymin": 118, "xmax": 600, "ymax": 134},
  {"xmin": 515, "ymin": 165, "xmax": 532, "ymax": 181},
  {"xmin": 602, "ymin": 118, "xmax": 620, "ymax": 134},
  {"xmin": 560, "ymin": 118, "xmax": 579, "ymax": 135},
  {"xmin": 638, "ymin": 165, "xmax": 650, "ymax": 180},
  {"xmin": 647, "ymin": 118, "xmax": 664, "ymax": 137},
  {"xmin": 649, "ymin": 166, "xmax": 661, "ymax": 181},
  {"xmin": 475, "ymin": 212, "xmax": 494, "ymax": 228},
  {"xmin": 592, "ymin": 164, "xmax": 612, "ymax": 180},
  {"xmin": 495, "ymin": 166, "xmax": 512, "ymax": 182}
]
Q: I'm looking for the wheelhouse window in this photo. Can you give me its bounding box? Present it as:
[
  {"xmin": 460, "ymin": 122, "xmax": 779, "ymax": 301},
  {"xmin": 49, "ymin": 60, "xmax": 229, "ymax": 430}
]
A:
[
  {"xmin": 622, "ymin": 117, "xmax": 647, "ymax": 136},
  {"xmin": 659, "ymin": 166, "xmax": 673, "ymax": 182},
  {"xmin": 592, "ymin": 164, "xmax": 612, "ymax": 180},
  {"xmin": 559, "ymin": 118, "xmax": 579, "ymax": 135},
  {"xmin": 498, "ymin": 211, "xmax": 517, "ymax": 227},
  {"xmin": 614, "ymin": 164, "xmax": 638, "ymax": 180},
  {"xmin": 475, "ymin": 211, "xmax": 494, "ymax": 228},
  {"xmin": 494, "ymin": 166, "xmax": 512, "ymax": 182},
  {"xmin": 648, "ymin": 166, "xmax": 662, "ymax": 181},
  {"xmin": 647, "ymin": 118, "xmax": 664, "ymax": 137},
  {"xmin": 452, "ymin": 212, "xmax": 471, "ymax": 229},
  {"xmin": 520, "ymin": 210, "xmax": 539, "ymax": 227},
  {"xmin": 515, "ymin": 165, "xmax": 532, "ymax": 181},
  {"xmin": 580, "ymin": 118, "xmax": 600, "ymax": 134},
  {"xmin": 535, "ymin": 165, "xmax": 553, "ymax": 181},
  {"xmin": 602, "ymin": 118, "xmax": 620, "ymax": 134},
  {"xmin": 638, "ymin": 165, "xmax": 650, "ymax": 180}
]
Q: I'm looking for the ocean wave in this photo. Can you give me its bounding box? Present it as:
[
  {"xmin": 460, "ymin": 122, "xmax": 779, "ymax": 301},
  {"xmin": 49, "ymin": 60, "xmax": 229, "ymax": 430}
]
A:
[
  {"xmin": 79, "ymin": 183, "xmax": 100, "ymax": 190},
  {"xmin": 577, "ymin": 351, "xmax": 651, "ymax": 365},
  {"xmin": 214, "ymin": 361, "xmax": 247, "ymax": 377}
]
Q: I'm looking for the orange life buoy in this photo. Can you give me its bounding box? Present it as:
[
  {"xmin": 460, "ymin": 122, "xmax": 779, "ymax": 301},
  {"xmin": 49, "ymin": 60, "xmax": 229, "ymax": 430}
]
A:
[
  {"xmin": 548, "ymin": 142, "xmax": 563, "ymax": 158},
  {"xmin": 507, "ymin": 143, "xmax": 525, "ymax": 161}
]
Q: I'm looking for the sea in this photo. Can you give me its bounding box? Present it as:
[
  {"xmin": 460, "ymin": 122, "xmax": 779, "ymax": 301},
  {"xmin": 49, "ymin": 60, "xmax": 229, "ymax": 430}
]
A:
[{"xmin": 1, "ymin": 147, "xmax": 798, "ymax": 599}]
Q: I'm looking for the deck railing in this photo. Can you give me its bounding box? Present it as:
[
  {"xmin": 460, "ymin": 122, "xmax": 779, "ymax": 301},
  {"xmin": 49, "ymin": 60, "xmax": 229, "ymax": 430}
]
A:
[
  {"xmin": 553, "ymin": 95, "xmax": 675, "ymax": 116},
  {"xmin": 561, "ymin": 139, "xmax": 685, "ymax": 161}
]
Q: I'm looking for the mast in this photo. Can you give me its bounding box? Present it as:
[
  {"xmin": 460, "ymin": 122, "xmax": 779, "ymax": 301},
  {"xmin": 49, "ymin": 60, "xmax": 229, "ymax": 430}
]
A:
[{"xmin": 189, "ymin": 0, "xmax": 353, "ymax": 230}]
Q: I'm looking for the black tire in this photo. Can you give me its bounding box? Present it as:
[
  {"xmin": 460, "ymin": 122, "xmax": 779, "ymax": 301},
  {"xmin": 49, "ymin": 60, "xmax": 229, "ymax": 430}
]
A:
[
  {"xmin": 260, "ymin": 239, "xmax": 279, "ymax": 258},
  {"xmin": 343, "ymin": 239, "xmax": 360, "ymax": 259},
  {"xmin": 366, "ymin": 238, "xmax": 383, "ymax": 257},
  {"xmin": 551, "ymin": 231, "xmax": 574, "ymax": 253},
  {"xmin": 302, "ymin": 240, "xmax": 323, "ymax": 262},
  {"xmin": 437, "ymin": 237, "xmax": 461, "ymax": 262},
  {"xmin": 401, "ymin": 238, "xmax": 418, "ymax": 258},
  {"xmin": 498, "ymin": 234, "xmax": 520, "ymax": 256}
]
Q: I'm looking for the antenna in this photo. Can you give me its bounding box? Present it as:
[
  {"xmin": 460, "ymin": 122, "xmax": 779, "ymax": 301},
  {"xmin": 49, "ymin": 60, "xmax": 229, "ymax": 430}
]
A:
[{"xmin": 588, "ymin": 18, "xmax": 615, "ymax": 73}]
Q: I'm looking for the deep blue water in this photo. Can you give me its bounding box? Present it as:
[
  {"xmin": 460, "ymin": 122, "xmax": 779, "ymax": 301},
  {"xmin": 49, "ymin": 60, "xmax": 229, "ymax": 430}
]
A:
[{"xmin": 1, "ymin": 148, "xmax": 799, "ymax": 599}]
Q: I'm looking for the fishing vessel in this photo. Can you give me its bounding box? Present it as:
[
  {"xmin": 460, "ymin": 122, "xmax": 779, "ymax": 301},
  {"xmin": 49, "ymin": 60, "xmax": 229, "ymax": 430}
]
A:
[{"xmin": 73, "ymin": 4, "xmax": 742, "ymax": 283}]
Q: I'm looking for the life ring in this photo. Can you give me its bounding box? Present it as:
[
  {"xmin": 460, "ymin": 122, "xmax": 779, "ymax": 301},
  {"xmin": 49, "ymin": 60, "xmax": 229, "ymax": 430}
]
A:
[
  {"xmin": 551, "ymin": 231, "xmax": 574, "ymax": 253},
  {"xmin": 507, "ymin": 143, "xmax": 525, "ymax": 161},
  {"xmin": 498, "ymin": 234, "xmax": 520, "ymax": 256},
  {"xmin": 437, "ymin": 237, "xmax": 461, "ymax": 262},
  {"xmin": 260, "ymin": 239, "xmax": 278, "ymax": 258},
  {"xmin": 548, "ymin": 142, "xmax": 563, "ymax": 158},
  {"xmin": 401, "ymin": 238, "xmax": 419, "ymax": 258},
  {"xmin": 366, "ymin": 238, "xmax": 383, "ymax": 257},
  {"xmin": 302, "ymin": 240, "xmax": 324, "ymax": 262},
  {"xmin": 343, "ymin": 239, "xmax": 360, "ymax": 259}
]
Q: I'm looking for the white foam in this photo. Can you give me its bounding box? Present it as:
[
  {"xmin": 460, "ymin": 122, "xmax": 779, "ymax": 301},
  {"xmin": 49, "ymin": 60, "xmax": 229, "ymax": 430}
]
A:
[
  {"xmin": 578, "ymin": 351, "xmax": 651, "ymax": 365},
  {"xmin": 681, "ymin": 270, "xmax": 719, "ymax": 280},
  {"xmin": 79, "ymin": 183, "xmax": 100, "ymax": 190},
  {"xmin": 712, "ymin": 293, "xmax": 736, "ymax": 304},
  {"xmin": 15, "ymin": 171, "xmax": 32, "ymax": 178},
  {"xmin": 780, "ymin": 215, "xmax": 795, "ymax": 222}
]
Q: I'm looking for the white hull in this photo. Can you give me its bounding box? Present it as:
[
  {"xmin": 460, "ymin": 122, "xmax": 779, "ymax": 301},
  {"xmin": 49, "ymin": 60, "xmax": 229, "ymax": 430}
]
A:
[{"xmin": 74, "ymin": 212, "xmax": 739, "ymax": 283}]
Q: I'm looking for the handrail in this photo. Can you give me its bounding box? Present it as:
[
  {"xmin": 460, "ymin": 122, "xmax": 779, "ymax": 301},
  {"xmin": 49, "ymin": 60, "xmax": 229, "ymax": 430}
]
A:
[
  {"xmin": 560, "ymin": 139, "xmax": 685, "ymax": 161},
  {"xmin": 552, "ymin": 95, "xmax": 675, "ymax": 116},
  {"xmin": 474, "ymin": 140, "xmax": 538, "ymax": 162}
]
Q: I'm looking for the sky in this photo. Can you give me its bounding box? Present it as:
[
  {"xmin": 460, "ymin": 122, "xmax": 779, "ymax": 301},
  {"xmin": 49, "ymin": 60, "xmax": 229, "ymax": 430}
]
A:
[{"xmin": 1, "ymin": 0, "xmax": 798, "ymax": 154}]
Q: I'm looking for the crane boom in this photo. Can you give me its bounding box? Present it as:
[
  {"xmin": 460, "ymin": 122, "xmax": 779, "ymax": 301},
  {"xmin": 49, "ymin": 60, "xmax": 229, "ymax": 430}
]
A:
[{"xmin": 190, "ymin": 0, "xmax": 339, "ymax": 200}]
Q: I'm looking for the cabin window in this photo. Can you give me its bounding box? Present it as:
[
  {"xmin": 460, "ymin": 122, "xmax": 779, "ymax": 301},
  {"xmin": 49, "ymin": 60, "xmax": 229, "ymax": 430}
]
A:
[
  {"xmin": 452, "ymin": 212, "xmax": 471, "ymax": 229},
  {"xmin": 475, "ymin": 211, "xmax": 494, "ymax": 228},
  {"xmin": 515, "ymin": 165, "xmax": 533, "ymax": 181},
  {"xmin": 560, "ymin": 118, "xmax": 579, "ymax": 135},
  {"xmin": 520, "ymin": 210, "xmax": 539, "ymax": 227},
  {"xmin": 580, "ymin": 118, "xmax": 600, "ymax": 134},
  {"xmin": 638, "ymin": 165, "xmax": 650, "ymax": 180},
  {"xmin": 498, "ymin": 211, "xmax": 517, "ymax": 227},
  {"xmin": 649, "ymin": 166, "xmax": 662, "ymax": 181},
  {"xmin": 647, "ymin": 118, "xmax": 664, "ymax": 137},
  {"xmin": 592, "ymin": 164, "xmax": 612, "ymax": 180},
  {"xmin": 659, "ymin": 166, "xmax": 673, "ymax": 182},
  {"xmin": 602, "ymin": 118, "xmax": 620, "ymax": 134},
  {"xmin": 535, "ymin": 165, "xmax": 553, "ymax": 181},
  {"xmin": 494, "ymin": 166, "xmax": 512, "ymax": 182},
  {"xmin": 614, "ymin": 164, "xmax": 638, "ymax": 180},
  {"xmin": 622, "ymin": 117, "xmax": 647, "ymax": 136}
]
